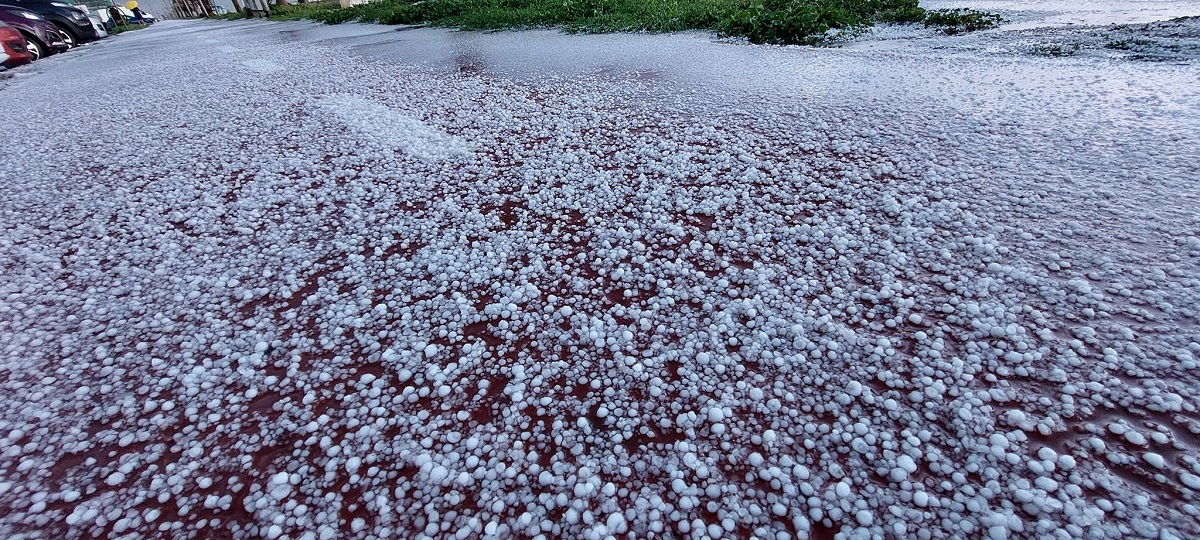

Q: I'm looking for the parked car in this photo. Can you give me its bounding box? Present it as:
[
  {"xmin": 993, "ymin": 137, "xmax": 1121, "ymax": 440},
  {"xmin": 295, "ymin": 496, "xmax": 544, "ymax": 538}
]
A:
[
  {"xmin": 2, "ymin": 0, "xmax": 99, "ymax": 48},
  {"xmin": 0, "ymin": 4, "xmax": 69, "ymax": 60},
  {"xmin": 41, "ymin": 10, "xmax": 66, "ymax": 50},
  {"xmin": 84, "ymin": 11, "xmax": 105, "ymax": 38},
  {"xmin": 0, "ymin": 20, "xmax": 32, "ymax": 68},
  {"xmin": 114, "ymin": 5, "xmax": 152, "ymax": 25}
]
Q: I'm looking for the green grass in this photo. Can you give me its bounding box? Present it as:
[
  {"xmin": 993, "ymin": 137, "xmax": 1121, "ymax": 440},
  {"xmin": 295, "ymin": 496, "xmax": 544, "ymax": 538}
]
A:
[
  {"xmin": 715, "ymin": 0, "xmax": 927, "ymax": 44},
  {"xmin": 206, "ymin": 2, "xmax": 343, "ymax": 21},
  {"xmin": 923, "ymin": 8, "xmax": 1001, "ymax": 34},
  {"xmin": 110, "ymin": 23, "xmax": 151, "ymax": 34},
  {"xmin": 305, "ymin": 0, "xmax": 737, "ymax": 31},
  {"xmin": 225, "ymin": 0, "xmax": 999, "ymax": 45},
  {"xmin": 268, "ymin": 1, "xmax": 345, "ymax": 21}
]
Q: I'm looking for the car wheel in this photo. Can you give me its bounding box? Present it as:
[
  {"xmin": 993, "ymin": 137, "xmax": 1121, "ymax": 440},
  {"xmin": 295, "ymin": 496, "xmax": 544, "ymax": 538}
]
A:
[
  {"xmin": 52, "ymin": 24, "xmax": 77, "ymax": 48},
  {"xmin": 20, "ymin": 33, "xmax": 45, "ymax": 61}
]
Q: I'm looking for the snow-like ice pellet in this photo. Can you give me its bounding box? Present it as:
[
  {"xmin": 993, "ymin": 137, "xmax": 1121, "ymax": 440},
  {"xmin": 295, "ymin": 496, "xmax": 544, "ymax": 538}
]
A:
[
  {"xmin": 317, "ymin": 95, "xmax": 473, "ymax": 161},
  {"xmin": 2, "ymin": 12, "xmax": 1198, "ymax": 540},
  {"xmin": 1124, "ymin": 430, "xmax": 1148, "ymax": 446},
  {"xmin": 241, "ymin": 59, "xmax": 285, "ymax": 74}
]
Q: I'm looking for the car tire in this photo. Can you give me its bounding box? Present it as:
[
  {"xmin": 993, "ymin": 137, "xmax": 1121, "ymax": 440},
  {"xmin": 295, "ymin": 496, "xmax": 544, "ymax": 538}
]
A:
[
  {"xmin": 19, "ymin": 32, "xmax": 45, "ymax": 61},
  {"xmin": 52, "ymin": 24, "xmax": 77, "ymax": 48}
]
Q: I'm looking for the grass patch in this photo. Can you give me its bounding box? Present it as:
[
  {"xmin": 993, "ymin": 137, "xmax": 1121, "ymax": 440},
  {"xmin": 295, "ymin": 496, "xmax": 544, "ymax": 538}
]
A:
[
  {"xmin": 307, "ymin": 0, "xmax": 743, "ymax": 31},
  {"xmin": 269, "ymin": 1, "xmax": 345, "ymax": 21},
  {"xmin": 923, "ymin": 8, "xmax": 1001, "ymax": 34},
  {"xmin": 110, "ymin": 23, "xmax": 151, "ymax": 33},
  {"xmin": 716, "ymin": 0, "xmax": 927, "ymax": 44},
  {"xmin": 236, "ymin": 0, "xmax": 999, "ymax": 44}
]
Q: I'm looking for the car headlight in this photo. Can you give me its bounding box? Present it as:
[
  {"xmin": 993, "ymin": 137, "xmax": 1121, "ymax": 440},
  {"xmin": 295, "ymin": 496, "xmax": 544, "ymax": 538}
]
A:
[{"xmin": 68, "ymin": 9, "xmax": 88, "ymax": 21}]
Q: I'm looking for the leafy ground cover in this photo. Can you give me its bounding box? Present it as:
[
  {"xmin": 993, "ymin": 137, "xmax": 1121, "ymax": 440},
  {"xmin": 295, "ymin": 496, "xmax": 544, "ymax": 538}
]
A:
[
  {"xmin": 110, "ymin": 23, "xmax": 152, "ymax": 34},
  {"xmin": 219, "ymin": 0, "xmax": 999, "ymax": 44},
  {"xmin": 923, "ymin": 8, "xmax": 1002, "ymax": 35}
]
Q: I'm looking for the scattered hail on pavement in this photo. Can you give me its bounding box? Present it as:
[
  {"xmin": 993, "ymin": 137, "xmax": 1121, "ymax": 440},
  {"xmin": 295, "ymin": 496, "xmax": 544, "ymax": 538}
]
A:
[{"xmin": 1, "ymin": 9, "xmax": 1199, "ymax": 540}]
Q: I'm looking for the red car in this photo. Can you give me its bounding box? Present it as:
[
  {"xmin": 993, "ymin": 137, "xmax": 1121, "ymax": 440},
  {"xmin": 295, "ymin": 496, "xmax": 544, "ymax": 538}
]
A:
[{"xmin": 0, "ymin": 20, "xmax": 32, "ymax": 68}]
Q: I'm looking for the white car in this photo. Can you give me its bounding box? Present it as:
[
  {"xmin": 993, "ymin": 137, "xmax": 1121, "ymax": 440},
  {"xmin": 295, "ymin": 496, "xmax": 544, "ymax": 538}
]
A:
[
  {"xmin": 71, "ymin": 5, "xmax": 107, "ymax": 39},
  {"xmin": 115, "ymin": 6, "xmax": 154, "ymax": 24},
  {"xmin": 88, "ymin": 14, "xmax": 106, "ymax": 37}
]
